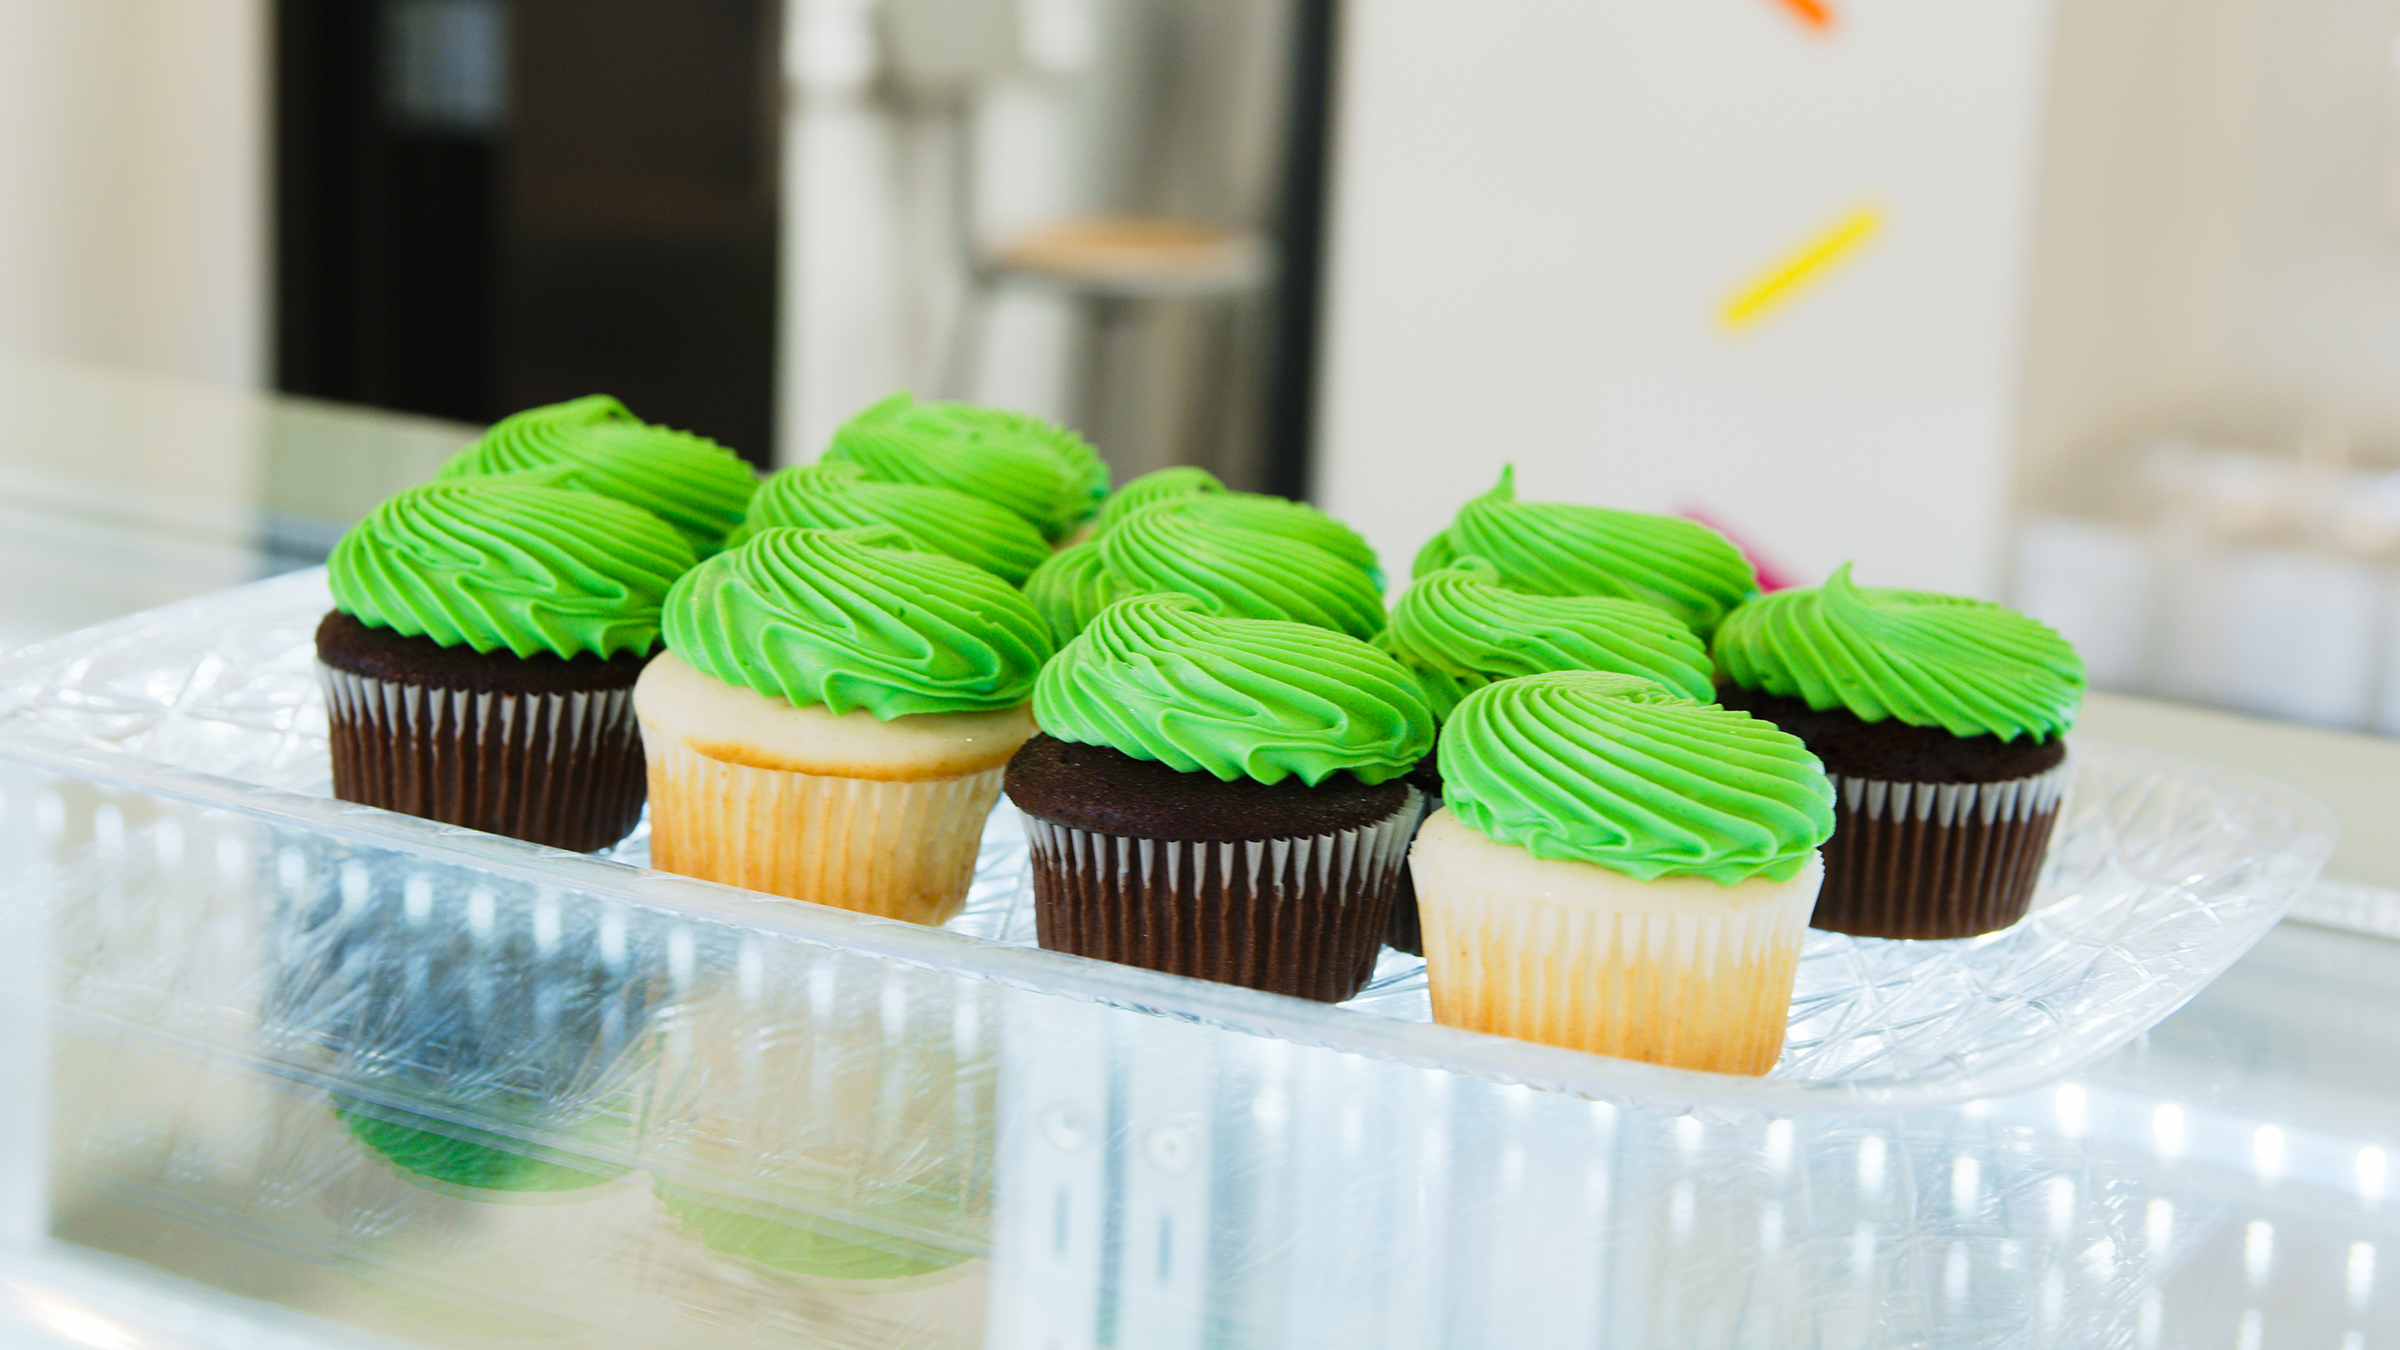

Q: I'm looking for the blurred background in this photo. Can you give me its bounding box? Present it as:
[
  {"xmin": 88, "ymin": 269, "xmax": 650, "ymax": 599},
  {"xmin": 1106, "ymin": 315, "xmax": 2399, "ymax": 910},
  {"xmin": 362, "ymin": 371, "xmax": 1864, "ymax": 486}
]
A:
[{"xmin": 12, "ymin": 0, "xmax": 2400, "ymax": 732}]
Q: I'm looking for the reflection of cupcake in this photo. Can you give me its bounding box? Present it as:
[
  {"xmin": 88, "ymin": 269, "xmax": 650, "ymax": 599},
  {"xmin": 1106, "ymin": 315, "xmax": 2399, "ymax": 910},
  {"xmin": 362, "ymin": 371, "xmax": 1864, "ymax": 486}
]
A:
[
  {"xmin": 1712, "ymin": 565, "xmax": 2084, "ymax": 939},
  {"xmin": 1414, "ymin": 467, "xmax": 1757, "ymax": 638},
  {"xmin": 726, "ymin": 460, "xmax": 1050, "ymax": 584},
  {"xmin": 1375, "ymin": 557, "xmax": 1717, "ymax": 953},
  {"xmin": 1412, "ymin": 673, "xmax": 1834, "ymax": 1075},
  {"xmin": 1007, "ymin": 594, "xmax": 1434, "ymax": 1001},
  {"xmin": 436, "ymin": 395, "xmax": 760, "ymax": 556},
  {"xmin": 825, "ymin": 392, "xmax": 1109, "ymax": 543},
  {"xmin": 656, "ymin": 1185, "xmax": 971, "ymax": 1280},
  {"xmin": 637, "ymin": 526, "xmax": 1052, "ymax": 923},
  {"xmin": 1022, "ymin": 497, "xmax": 1386, "ymax": 644},
  {"xmin": 267, "ymin": 851, "xmax": 664, "ymax": 1194},
  {"xmin": 320, "ymin": 481, "xmax": 695, "ymax": 852}
]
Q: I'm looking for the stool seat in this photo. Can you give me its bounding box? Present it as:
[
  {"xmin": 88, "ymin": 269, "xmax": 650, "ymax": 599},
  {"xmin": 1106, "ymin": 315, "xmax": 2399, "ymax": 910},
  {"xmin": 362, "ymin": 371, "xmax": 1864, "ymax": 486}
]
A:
[{"xmin": 986, "ymin": 217, "xmax": 1269, "ymax": 297}]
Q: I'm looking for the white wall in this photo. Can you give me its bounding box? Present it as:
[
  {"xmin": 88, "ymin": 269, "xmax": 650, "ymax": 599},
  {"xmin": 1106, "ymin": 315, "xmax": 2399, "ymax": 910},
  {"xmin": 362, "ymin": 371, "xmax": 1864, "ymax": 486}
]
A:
[
  {"xmin": 0, "ymin": 1, "xmax": 268, "ymax": 389},
  {"xmin": 1314, "ymin": 0, "xmax": 2058, "ymax": 600}
]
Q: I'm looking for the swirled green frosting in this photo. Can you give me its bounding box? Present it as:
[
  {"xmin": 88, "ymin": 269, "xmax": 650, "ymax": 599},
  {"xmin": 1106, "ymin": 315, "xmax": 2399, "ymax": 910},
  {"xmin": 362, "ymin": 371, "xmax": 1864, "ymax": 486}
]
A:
[
  {"xmin": 1030, "ymin": 499, "xmax": 1387, "ymax": 642},
  {"xmin": 1441, "ymin": 672, "xmax": 1834, "ymax": 883},
  {"xmin": 727, "ymin": 460, "xmax": 1051, "ymax": 584},
  {"xmin": 1035, "ymin": 593, "xmax": 1434, "ymax": 786},
  {"xmin": 1023, "ymin": 542, "xmax": 1131, "ymax": 646},
  {"xmin": 824, "ymin": 392, "xmax": 1108, "ymax": 542},
  {"xmin": 1379, "ymin": 558, "xmax": 1715, "ymax": 717},
  {"xmin": 1412, "ymin": 467, "xmax": 1758, "ymax": 637},
  {"xmin": 1712, "ymin": 563, "xmax": 2086, "ymax": 742},
  {"xmin": 1091, "ymin": 469, "xmax": 1381, "ymax": 579},
  {"xmin": 437, "ymin": 395, "xmax": 760, "ymax": 554},
  {"xmin": 329, "ymin": 481, "xmax": 696, "ymax": 659},
  {"xmin": 663, "ymin": 526, "xmax": 1053, "ymax": 717},
  {"xmin": 1094, "ymin": 465, "xmax": 1226, "ymax": 531}
]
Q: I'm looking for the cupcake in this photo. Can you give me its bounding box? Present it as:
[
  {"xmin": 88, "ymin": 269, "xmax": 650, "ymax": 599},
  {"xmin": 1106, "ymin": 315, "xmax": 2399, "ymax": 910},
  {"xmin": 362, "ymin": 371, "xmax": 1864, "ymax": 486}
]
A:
[
  {"xmin": 1711, "ymin": 564, "xmax": 2085, "ymax": 939},
  {"xmin": 824, "ymin": 392, "xmax": 1109, "ymax": 543},
  {"xmin": 1092, "ymin": 466, "xmax": 1383, "ymax": 580},
  {"xmin": 1022, "ymin": 496, "xmax": 1386, "ymax": 645},
  {"xmin": 636, "ymin": 526, "xmax": 1053, "ymax": 924},
  {"xmin": 1006, "ymin": 593, "xmax": 1435, "ymax": 1002},
  {"xmin": 320, "ymin": 481, "xmax": 697, "ymax": 852},
  {"xmin": 1411, "ymin": 672, "xmax": 1835, "ymax": 1075},
  {"xmin": 725, "ymin": 460, "xmax": 1050, "ymax": 584},
  {"xmin": 1414, "ymin": 466, "xmax": 1758, "ymax": 638},
  {"xmin": 1374, "ymin": 556, "xmax": 1718, "ymax": 953},
  {"xmin": 436, "ymin": 394, "xmax": 761, "ymax": 556}
]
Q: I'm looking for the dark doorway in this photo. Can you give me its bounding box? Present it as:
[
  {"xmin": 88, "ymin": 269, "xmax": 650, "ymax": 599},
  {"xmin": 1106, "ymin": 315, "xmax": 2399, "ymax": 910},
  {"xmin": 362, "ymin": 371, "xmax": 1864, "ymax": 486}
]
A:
[{"xmin": 274, "ymin": 0, "xmax": 781, "ymax": 464}]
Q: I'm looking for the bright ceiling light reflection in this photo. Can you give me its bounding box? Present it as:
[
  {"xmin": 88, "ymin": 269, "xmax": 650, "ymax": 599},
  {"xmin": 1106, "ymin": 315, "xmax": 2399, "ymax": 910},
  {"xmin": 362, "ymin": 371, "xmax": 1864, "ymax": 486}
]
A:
[
  {"xmin": 2152, "ymin": 1103, "xmax": 2184, "ymax": 1158},
  {"xmin": 2245, "ymin": 1221, "xmax": 2275, "ymax": 1286},
  {"xmin": 2350, "ymin": 1242, "xmax": 2375, "ymax": 1310},
  {"xmin": 2055, "ymin": 1083, "xmax": 2088, "ymax": 1136},
  {"xmin": 2253, "ymin": 1126, "xmax": 2287, "ymax": 1179},
  {"xmin": 2360, "ymin": 1146, "xmax": 2389, "ymax": 1200}
]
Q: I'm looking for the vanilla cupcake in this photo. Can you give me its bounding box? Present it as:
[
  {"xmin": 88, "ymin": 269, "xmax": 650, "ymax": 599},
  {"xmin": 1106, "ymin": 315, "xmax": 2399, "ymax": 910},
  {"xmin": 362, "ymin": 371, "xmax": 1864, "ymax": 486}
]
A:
[
  {"xmin": 636, "ymin": 526, "xmax": 1054, "ymax": 924},
  {"xmin": 726, "ymin": 460, "xmax": 1050, "ymax": 584},
  {"xmin": 1412, "ymin": 672, "xmax": 1834, "ymax": 1075}
]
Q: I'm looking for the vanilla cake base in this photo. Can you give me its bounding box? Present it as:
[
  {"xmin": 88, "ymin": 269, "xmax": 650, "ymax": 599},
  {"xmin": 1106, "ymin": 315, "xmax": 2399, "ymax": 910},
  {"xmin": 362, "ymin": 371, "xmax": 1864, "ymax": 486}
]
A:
[
  {"xmin": 1411, "ymin": 808, "xmax": 1822, "ymax": 1076},
  {"xmin": 634, "ymin": 651, "xmax": 1035, "ymax": 925}
]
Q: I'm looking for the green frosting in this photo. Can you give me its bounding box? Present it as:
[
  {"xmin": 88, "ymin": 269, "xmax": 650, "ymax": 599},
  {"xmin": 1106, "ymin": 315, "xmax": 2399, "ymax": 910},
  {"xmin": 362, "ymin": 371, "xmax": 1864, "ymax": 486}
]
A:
[
  {"xmin": 336, "ymin": 1098, "xmax": 626, "ymax": 1194},
  {"xmin": 1441, "ymin": 672, "xmax": 1834, "ymax": 884},
  {"xmin": 437, "ymin": 395, "xmax": 760, "ymax": 555},
  {"xmin": 1094, "ymin": 465, "xmax": 1227, "ymax": 531},
  {"xmin": 824, "ymin": 392, "xmax": 1109, "ymax": 542},
  {"xmin": 1379, "ymin": 558, "xmax": 1716, "ymax": 718},
  {"xmin": 662, "ymin": 526, "xmax": 1053, "ymax": 717},
  {"xmin": 1023, "ymin": 541, "xmax": 1130, "ymax": 647},
  {"xmin": 329, "ymin": 481, "xmax": 696, "ymax": 659},
  {"xmin": 1712, "ymin": 563, "xmax": 2086, "ymax": 742},
  {"xmin": 1034, "ymin": 593, "xmax": 1434, "ymax": 786},
  {"xmin": 1029, "ymin": 499, "xmax": 1387, "ymax": 643},
  {"xmin": 1413, "ymin": 467, "xmax": 1759, "ymax": 637},
  {"xmin": 1092, "ymin": 469, "xmax": 1381, "ymax": 580},
  {"xmin": 728, "ymin": 460, "xmax": 1052, "ymax": 584}
]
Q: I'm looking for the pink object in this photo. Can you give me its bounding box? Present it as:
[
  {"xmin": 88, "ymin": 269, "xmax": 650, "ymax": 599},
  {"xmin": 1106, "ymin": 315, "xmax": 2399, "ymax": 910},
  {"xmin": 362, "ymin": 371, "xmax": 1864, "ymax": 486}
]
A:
[{"xmin": 1680, "ymin": 508, "xmax": 1802, "ymax": 592}]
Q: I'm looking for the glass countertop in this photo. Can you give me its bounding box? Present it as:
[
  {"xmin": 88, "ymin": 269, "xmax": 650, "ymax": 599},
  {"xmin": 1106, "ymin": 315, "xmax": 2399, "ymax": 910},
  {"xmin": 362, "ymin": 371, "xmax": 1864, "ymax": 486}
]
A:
[{"xmin": 0, "ymin": 358, "xmax": 2393, "ymax": 1349}]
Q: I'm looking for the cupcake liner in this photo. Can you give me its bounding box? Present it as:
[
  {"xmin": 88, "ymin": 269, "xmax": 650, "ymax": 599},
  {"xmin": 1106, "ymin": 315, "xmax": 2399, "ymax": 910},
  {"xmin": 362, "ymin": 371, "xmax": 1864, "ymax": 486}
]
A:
[
  {"xmin": 1413, "ymin": 836, "xmax": 1819, "ymax": 1076},
  {"xmin": 1814, "ymin": 756, "xmax": 2076, "ymax": 939},
  {"xmin": 1383, "ymin": 790, "xmax": 1442, "ymax": 956},
  {"xmin": 320, "ymin": 663, "xmax": 646, "ymax": 853},
  {"xmin": 1021, "ymin": 792, "xmax": 1420, "ymax": 1003},
  {"xmin": 644, "ymin": 736, "xmax": 1003, "ymax": 925}
]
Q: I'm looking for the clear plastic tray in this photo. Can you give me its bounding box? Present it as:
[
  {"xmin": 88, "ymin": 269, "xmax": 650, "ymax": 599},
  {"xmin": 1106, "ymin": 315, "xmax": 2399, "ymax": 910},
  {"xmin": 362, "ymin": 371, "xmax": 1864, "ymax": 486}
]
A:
[
  {"xmin": 0, "ymin": 571, "xmax": 2340, "ymax": 1348},
  {"xmin": 0, "ymin": 569, "xmax": 2335, "ymax": 1115}
]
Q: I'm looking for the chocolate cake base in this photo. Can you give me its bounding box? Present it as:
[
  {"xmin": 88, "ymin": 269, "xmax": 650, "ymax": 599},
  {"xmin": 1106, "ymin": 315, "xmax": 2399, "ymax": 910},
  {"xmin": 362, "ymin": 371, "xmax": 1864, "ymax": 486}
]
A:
[
  {"xmin": 316, "ymin": 609, "xmax": 651, "ymax": 853},
  {"xmin": 1717, "ymin": 684, "xmax": 2072, "ymax": 939},
  {"xmin": 1006, "ymin": 735, "xmax": 1416, "ymax": 1001}
]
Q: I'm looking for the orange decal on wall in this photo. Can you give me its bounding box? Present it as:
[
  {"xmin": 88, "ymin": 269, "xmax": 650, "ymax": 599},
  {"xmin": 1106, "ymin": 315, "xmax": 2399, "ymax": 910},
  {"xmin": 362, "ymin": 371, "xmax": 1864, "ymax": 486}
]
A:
[
  {"xmin": 1721, "ymin": 205, "xmax": 1880, "ymax": 330},
  {"xmin": 1772, "ymin": 0, "xmax": 1835, "ymax": 30}
]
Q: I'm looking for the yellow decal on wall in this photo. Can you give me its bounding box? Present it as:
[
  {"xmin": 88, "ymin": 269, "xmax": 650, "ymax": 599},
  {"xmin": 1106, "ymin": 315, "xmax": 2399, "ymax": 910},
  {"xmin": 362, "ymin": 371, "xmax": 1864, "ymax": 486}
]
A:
[{"xmin": 1720, "ymin": 205, "xmax": 1881, "ymax": 330}]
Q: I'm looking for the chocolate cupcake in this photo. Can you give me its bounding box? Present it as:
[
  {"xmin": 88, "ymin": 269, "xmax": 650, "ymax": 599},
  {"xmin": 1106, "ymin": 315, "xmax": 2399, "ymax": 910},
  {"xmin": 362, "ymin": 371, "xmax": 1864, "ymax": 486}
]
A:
[
  {"xmin": 1712, "ymin": 564, "xmax": 2085, "ymax": 939},
  {"xmin": 1414, "ymin": 466, "xmax": 1758, "ymax": 638},
  {"xmin": 636, "ymin": 526, "xmax": 1053, "ymax": 924},
  {"xmin": 436, "ymin": 394, "xmax": 760, "ymax": 556},
  {"xmin": 1007, "ymin": 593, "xmax": 1434, "ymax": 1001},
  {"xmin": 320, "ymin": 481, "xmax": 697, "ymax": 852},
  {"xmin": 725, "ymin": 460, "xmax": 1051, "ymax": 584},
  {"xmin": 1021, "ymin": 496, "xmax": 1386, "ymax": 645},
  {"xmin": 1374, "ymin": 556, "xmax": 1718, "ymax": 953},
  {"xmin": 824, "ymin": 392, "xmax": 1109, "ymax": 543},
  {"xmin": 1412, "ymin": 672, "xmax": 1834, "ymax": 1075}
]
